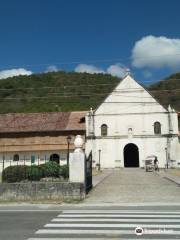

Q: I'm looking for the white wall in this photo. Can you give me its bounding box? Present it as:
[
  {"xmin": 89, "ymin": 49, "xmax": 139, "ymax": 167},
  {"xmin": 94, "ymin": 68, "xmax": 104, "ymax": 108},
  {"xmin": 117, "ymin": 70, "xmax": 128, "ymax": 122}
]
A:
[
  {"xmin": 94, "ymin": 114, "xmax": 170, "ymax": 136},
  {"xmin": 90, "ymin": 137, "xmax": 168, "ymax": 168}
]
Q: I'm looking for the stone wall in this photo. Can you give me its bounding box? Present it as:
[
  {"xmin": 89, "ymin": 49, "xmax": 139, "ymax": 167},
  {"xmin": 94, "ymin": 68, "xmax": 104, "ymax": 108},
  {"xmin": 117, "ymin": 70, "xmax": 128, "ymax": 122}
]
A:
[{"xmin": 0, "ymin": 182, "xmax": 85, "ymax": 201}]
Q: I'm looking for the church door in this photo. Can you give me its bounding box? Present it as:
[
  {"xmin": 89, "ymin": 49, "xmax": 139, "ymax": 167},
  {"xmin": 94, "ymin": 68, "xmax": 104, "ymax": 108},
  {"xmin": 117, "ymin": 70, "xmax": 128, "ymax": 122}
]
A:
[{"xmin": 124, "ymin": 143, "xmax": 139, "ymax": 167}]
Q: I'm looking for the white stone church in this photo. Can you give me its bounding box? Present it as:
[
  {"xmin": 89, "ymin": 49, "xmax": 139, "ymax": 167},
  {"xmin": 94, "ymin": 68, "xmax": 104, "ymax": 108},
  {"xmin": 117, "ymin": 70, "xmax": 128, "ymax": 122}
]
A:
[{"xmin": 86, "ymin": 75, "xmax": 180, "ymax": 169}]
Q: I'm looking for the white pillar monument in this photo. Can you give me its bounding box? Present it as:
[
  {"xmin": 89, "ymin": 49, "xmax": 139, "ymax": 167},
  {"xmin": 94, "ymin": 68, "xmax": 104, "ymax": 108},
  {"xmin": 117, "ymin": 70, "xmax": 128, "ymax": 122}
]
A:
[{"xmin": 69, "ymin": 135, "xmax": 86, "ymax": 183}]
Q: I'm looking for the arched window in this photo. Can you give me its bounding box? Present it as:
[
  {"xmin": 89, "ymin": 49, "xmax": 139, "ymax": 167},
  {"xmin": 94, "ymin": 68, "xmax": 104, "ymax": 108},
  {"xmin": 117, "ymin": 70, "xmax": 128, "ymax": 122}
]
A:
[
  {"xmin": 13, "ymin": 154, "xmax": 19, "ymax": 161},
  {"xmin": 154, "ymin": 122, "xmax": 161, "ymax": 134},
  {"xmin": 101, "ymin": 124, "xmax": 108, "ymax": 136},
  {"xmin": 128, "ymin": 128, "xmax": 133, "ymax": 134}
]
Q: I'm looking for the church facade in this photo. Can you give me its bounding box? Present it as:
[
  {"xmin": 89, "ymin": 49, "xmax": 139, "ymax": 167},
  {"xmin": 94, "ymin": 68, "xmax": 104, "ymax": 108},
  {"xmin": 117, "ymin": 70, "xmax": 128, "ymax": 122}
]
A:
[{"xmin": 86, "ymin": 75, "xmax": 180, "ymax": 169}]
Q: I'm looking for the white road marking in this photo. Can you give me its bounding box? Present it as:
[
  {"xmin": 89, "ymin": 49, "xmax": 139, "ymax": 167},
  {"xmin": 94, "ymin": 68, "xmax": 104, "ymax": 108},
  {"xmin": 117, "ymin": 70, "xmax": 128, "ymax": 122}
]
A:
[
  {"xmin": 28, "ymin": 238, "xmax": 177, "ymax": 240},
  {"xmin": 52, "ymin": 217, "xmax": 180, "ymax": 222},
  {"xmin": 45, "ymin": 223, "xmax": 180, "ymax": 228},
  {"xmin": 57, "ymin": 214, "xmax": 180, "ymax": 218},
  {"xmin": 28, "ymin": 210, "xmax": 180, "ymax": 239},
  {"xmin": 35, "ymin": 229, "xmax": 180, "ymax": 235},
  {"xmin": 0, "ymin": 210, "xmax": 61, "ymax": 212},
  {"xmin": 62, "ymin": 210, "xmax": 180, "ymax": 214}
]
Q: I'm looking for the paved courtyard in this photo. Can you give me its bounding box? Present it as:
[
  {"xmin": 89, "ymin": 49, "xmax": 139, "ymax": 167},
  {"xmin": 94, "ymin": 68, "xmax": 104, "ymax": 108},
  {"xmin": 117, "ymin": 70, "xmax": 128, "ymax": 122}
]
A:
[{"xmin": 84, "ymin": 168, "xmax": 180, "ymax": 204}]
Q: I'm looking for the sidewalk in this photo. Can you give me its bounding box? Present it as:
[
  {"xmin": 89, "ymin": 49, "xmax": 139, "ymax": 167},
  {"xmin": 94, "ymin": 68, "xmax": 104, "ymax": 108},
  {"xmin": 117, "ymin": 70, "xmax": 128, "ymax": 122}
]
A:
[
  {"xmin": 92, "ymin": 169, "xmax": 113, "ymax": 187},
  {"xmin": 158, "ymin": 169, "xmax": 180, "ymax": 185},
  {"xmin": 83, "ymin": 168, "xmax": 180, "ymax": 204}
]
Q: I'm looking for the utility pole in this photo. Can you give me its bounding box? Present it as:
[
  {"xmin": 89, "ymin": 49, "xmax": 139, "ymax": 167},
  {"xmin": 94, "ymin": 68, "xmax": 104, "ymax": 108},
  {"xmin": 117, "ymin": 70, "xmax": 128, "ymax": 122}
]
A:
[
  {"xmin": 67, "ymin": 135, "xmax": 72, "ymax": 168},
  {"xmin": 2, "ymin": 154, "xmax": 5, "ymax": 172},
  {"xmin": 98, "ymin": 149, "xmax": 101, "ymax": 171}
]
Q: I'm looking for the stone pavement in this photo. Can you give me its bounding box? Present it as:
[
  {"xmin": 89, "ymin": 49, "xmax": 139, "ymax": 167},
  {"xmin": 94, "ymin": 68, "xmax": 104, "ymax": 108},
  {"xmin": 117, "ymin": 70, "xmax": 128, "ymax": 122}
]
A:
[
  {"xmin": 92, "ymin": 170, "xmax": 113, "ymax": 187},
  {"xmin": 158, "ymin": 170, "xmax": 180, "ymax": 185},
  {"xmin": 84, "ymin": 168, "xmax": 180, "ymax": 204}
]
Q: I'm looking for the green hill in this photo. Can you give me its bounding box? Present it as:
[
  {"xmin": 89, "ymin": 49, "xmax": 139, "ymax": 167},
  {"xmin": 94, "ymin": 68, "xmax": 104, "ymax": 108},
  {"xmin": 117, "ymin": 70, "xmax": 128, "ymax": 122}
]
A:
[
  {"xmin": 0, "ymin": 71, "xmax": 179, "ymax": 113},
  {"xmin": 148, "ymin": 73, "xmax": 180, "ymax": 111},
  {"xmin": 0, "ymin": 71, "xmax": 120, "ymax": 113}
]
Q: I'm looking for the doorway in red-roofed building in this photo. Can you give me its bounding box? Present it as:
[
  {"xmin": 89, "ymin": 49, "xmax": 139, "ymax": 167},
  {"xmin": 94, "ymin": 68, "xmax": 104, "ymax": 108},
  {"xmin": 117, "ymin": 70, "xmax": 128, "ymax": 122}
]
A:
[{"xmin": 50, "ymin": 153, "xmax": 60, "ymax": 165}]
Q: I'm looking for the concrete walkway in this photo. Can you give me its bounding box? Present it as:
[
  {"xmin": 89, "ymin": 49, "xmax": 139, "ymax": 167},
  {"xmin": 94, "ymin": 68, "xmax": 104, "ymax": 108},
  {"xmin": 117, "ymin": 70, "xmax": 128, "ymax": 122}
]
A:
[
  {"xmin": 92, "ymin": 170, "xmax": 113, "ymax": 187},
  {"xmin": 84, "ymin": 168, "xmax": 180, "ymax": 205},
  {"xmin": 158, "ymin": 170, "xmax": 180, "ymax": 185}
]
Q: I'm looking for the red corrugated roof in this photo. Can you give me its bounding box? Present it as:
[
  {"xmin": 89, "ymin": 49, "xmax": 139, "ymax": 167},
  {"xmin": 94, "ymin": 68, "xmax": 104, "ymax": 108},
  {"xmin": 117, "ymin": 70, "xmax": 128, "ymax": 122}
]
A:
[{"xmin": 0, "ymin": 111, "xmax": 86, "ymax": 133}]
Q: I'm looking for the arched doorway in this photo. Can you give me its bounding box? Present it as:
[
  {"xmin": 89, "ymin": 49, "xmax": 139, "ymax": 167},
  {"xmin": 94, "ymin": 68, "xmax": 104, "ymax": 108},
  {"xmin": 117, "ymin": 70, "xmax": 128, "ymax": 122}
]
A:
[
  {"xmin": 124, "ymin": 143, "xmax": 139, "ymax": 167},
  {"xmin": 50, "ymin": 154, "xmax": 60, "ymax": 164}
]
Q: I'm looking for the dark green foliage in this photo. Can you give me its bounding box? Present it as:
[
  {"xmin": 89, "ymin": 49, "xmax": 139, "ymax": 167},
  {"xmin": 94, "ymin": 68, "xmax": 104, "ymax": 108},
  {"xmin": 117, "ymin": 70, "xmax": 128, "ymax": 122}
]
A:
[
  {"xmin": 148, "ymin": 73, "xmax": 180, "ymax": 111},
  {"xmin": 40, "ymin": 161, "xmax": 60, "ymax": 178},
  {"xmin": 27, "ymin": 165, "xmax": 43, "ymax": 181},
  {"xmin": 0, "ymin": 71, "xmax": 179, "ymax": 112},
  {"xmin": 2, "ymin": 162, "xmax": 67, "ymax": 183},
  {"xmin": 0, "ymin": 71, "xmax": 120, "ymax": 113},
  {"xmin": 59, "ymin": 165, "xmax": 69, "ymax": 179},
  {"xmin": 2, "ymin": 165, "xmax": 29, "ymax": 183}
]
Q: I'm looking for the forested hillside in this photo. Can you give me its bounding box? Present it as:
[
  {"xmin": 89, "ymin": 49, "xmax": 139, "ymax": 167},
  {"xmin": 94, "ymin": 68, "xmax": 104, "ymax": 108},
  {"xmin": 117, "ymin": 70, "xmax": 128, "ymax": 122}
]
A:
[
  {"xmin": 0, "ymin": 71, "xmax": 179, "ymax": 113},
  {"xmin": 149, "ymin": 73, "xmax": 180, "ymax": 111},
  {"xmin": 0, "ymin": 72, "xmax": 119, "ymax": 113}
]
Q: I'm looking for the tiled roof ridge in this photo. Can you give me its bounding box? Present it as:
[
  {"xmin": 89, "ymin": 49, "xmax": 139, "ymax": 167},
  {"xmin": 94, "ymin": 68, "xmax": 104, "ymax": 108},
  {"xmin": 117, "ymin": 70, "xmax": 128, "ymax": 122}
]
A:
[
  {"xmin": 0, "ymin": 111, "xmax": 86, "ymax": 133},
  {"xmin": 0, "ymin": 111, "xmax": 87, "ymax": 116}
]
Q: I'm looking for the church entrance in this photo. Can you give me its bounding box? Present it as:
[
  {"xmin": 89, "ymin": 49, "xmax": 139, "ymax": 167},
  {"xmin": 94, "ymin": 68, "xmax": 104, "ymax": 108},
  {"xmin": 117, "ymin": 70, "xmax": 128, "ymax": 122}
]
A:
[
  {"xmin": 124, "ymin": 143, "xmax": 139, "ymax": 167},
  {"xmin": 50, "ymin": 153, "xmax": 60, "ymax": 164}
]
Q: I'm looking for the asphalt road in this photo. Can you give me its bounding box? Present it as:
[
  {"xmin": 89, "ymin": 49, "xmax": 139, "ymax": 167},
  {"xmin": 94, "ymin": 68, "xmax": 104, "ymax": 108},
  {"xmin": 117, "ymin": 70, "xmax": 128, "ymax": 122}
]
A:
[
  {"xmin": 1, "ymin": 205, "xmax": 180, "ymax": 240},
  {"xmin": 0, "ymin": 208, "xmax": 60, "ymax": 240}
]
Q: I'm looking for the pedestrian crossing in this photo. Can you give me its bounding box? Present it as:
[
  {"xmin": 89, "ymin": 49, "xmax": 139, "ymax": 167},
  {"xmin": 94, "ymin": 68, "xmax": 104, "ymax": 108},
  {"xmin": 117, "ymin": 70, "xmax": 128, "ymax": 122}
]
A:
[{"xmin": 27, "ymin": 209, "xmax": 180, "ymax": 239}]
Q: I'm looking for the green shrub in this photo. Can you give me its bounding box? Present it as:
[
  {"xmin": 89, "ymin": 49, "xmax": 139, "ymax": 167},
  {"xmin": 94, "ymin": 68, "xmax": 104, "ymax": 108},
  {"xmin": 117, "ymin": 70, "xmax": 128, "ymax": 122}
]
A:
[
  {"xmin": 27, "ymin": 165, "xmax": 43, "ymax": 181},
  {"xmin": 2, "ymin": 165, "xmax": 29, "ymax": 183},
  {"xmin": 59, "ymin": 165, "xmax": 69, "ymax": 179},
  {"xmin": 2, "ymin": 161, "xmax": 67, "ymax": 183},
  {"xmin": 39, "ymin": 161, "xmax": 60, "ymax": 178}
]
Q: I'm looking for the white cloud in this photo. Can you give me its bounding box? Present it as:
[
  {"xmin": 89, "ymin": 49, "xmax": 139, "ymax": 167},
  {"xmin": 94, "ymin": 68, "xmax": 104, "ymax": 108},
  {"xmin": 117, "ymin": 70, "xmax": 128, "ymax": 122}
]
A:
[
  {"xmin": 46, "ymin": 65, "xmax": 58, "ymax": 72},
  {"xmin": 142, "ymin": 70, "xmax": 152, "ymax": 78},
  {"xmin": 132, "ymin": 35, "xmax": 180, "ymax": 69},
  {"xmin": 0, "ymin": 68, "xmax": 32, "ymax": 80},
  {"xmin": 75, "ymin": 63, "xmax": 129, "ymax": 78},
  {"xmin": 75, "ymin": 64, "xmax": 104, "ymax": 74},
  {"xmin": 107, "ymin": 63, "xmax": 129, "ymax": 78}
]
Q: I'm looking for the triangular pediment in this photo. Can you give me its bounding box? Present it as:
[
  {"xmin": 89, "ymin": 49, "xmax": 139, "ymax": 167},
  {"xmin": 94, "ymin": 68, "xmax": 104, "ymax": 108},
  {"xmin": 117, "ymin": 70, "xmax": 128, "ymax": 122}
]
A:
[{"xmin": 95, "ymin": 75, "xmax": 167, "ymax": 114}]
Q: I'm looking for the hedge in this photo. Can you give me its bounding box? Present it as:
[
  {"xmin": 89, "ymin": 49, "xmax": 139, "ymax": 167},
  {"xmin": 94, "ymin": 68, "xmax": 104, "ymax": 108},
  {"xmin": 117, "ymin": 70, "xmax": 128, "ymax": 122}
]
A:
[
  {"xmin": 59, "ymin": 165, "xmax": 69, "ymax": 179},
  {"xmin": 2, "ymin": 165, "xmax": 29, "ymax": 183},
  {"xmin": 39, "ymin": 161, "xmax": 60, "ymax": 178},
  {"xmin": 2, "ymin": 162, "xmax": 68, "ymax": 183},
  {"xmin": 27, "ymin": 165, "xmax": 43, "ymax": 181}
]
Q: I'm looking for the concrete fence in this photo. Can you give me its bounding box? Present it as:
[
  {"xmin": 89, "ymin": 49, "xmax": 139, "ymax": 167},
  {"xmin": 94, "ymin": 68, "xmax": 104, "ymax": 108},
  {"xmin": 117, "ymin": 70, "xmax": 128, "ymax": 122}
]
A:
[{"xmin": 0, "ymin": 182, "xmax": 85, "ymax": 202}]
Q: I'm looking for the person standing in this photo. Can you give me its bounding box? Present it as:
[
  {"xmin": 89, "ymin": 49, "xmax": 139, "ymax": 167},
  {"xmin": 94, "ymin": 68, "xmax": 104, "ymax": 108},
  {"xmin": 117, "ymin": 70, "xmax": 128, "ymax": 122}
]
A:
[{"xmin": 154, "ymin": 157, "xmax": 159, "ymax": 171}]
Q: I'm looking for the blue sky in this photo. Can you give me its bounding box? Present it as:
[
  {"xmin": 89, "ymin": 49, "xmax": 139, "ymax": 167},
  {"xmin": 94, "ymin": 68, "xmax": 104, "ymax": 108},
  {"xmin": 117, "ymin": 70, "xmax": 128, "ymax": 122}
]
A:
[{"xmin": 0, "ymin": 0, "xmax": 180, "ymax": 84}]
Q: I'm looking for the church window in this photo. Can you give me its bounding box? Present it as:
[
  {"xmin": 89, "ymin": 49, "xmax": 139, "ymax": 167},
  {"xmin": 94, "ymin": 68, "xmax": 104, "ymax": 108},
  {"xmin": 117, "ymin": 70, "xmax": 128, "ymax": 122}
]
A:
[
  {"xmin": 13, "ymin": 154, "xmax": 19, "ymax": 161},
  {"xmin": 128, "ymin": 128, "xmax": 133, "ymax": 134},
  {"xmin": 154, "ymin": 122, "xmax": 161, "ymax": 134},
  {"xmin": 101, "ymin": 124, "xmax": 108, "ymax": 136},
  {"xmin": 31, "ymin": 155, "xmax": 36, "ymax": 164}
]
